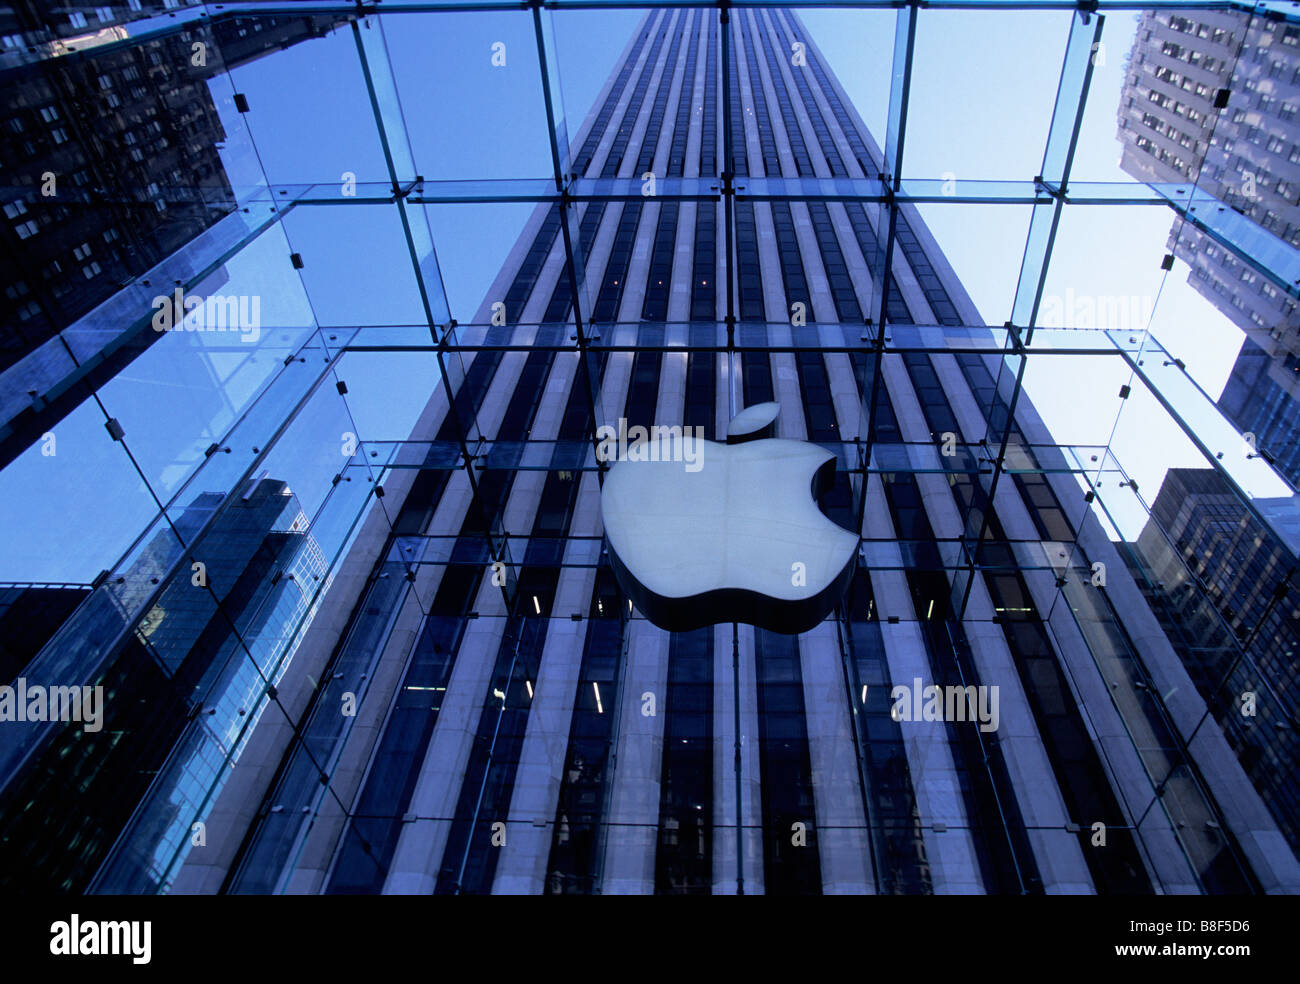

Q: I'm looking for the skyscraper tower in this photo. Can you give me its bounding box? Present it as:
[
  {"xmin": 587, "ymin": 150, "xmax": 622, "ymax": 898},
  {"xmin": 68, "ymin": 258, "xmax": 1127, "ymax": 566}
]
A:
[{"xmin": 147, "ymin": 7, "xmax": 1298, "ymax": 896}]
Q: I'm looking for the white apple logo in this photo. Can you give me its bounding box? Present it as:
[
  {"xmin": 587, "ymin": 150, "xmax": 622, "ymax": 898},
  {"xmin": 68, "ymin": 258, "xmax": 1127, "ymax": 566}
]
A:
[{"xmin": 599, "ymin": 402, "xmax": 858, "ymax": 634}]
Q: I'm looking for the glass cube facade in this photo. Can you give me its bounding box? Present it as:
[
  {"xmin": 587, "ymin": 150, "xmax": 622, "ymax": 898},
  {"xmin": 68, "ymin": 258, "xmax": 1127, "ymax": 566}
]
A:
[{"xmin": 1, "ymin": 0, "xmax": 1298, "ymax": 895}]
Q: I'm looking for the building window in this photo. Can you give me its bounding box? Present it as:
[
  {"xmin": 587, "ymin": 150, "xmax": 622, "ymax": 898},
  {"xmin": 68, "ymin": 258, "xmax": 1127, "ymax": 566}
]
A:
[{"xmin": 69, "ymin": 11, "xmax": 87, "ymax": 28}]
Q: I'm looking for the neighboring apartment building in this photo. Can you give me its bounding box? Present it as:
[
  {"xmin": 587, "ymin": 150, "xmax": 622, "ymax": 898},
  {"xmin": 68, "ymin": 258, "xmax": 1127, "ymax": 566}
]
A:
[
  {"xmin": 0, "ymin": 4, "xmax": 351, "ymax": 472},
  {"xmin": 1119, "ymin": 8, "xmax": 1300, "ymax": 482}
]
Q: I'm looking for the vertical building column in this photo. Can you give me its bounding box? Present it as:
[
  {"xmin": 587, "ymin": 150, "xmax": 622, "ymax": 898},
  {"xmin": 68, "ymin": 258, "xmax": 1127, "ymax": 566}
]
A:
[
  {"xmin": 882, "ymin": 352, "xmax": 1096, "ymax": 893},
  {"xmin": 382, "ymin": 586, "xmax": 511, "ymax": 894},
  {"xmin": 598, "ymin": 323, "xmax": 689, "ymax": 893},
  {"xmin": 816, "ymin": 293, "xmax": 983, "ymax": 893},
  {"xmin": 798, "ymin": 621, "xmax": 874, "ymax": 893},
  {"xmin": 599, "ymin": 622, "xmax": 670, "ymax": 893},
  {"xmin": 490, "ymin": 516, "xmax": 599, "ymax": 894},
  {"xmin": 713, "ymin": 622, "xmax": 764, "ymax": 893},
  {"xmin": 863, "ymin": 479, "xmax": 986, "ymax": 894}
]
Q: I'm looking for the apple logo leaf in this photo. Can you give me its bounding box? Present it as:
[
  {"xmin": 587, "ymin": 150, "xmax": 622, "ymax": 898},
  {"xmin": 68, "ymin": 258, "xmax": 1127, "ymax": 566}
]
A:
[
  {"xmin": 600, "ymin": 403, "xmax": 858, "ymax": 634},
  {"xmin": 726, "ymin": 401, "xmax": 780, "ymax": 444}
]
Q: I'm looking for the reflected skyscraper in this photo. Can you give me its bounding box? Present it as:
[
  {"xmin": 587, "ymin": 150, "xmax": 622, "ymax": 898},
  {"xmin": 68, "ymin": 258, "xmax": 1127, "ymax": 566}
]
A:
[{"xmin": 0, "ymin": 478, "xmax": 326, "ymax": 892}]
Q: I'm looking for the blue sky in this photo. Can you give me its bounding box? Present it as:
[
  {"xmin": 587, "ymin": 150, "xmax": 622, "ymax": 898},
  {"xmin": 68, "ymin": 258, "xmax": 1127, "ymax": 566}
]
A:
[{"xmin": 0, "ymin": 7, "xmax": 1285, "ymax": 581}]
